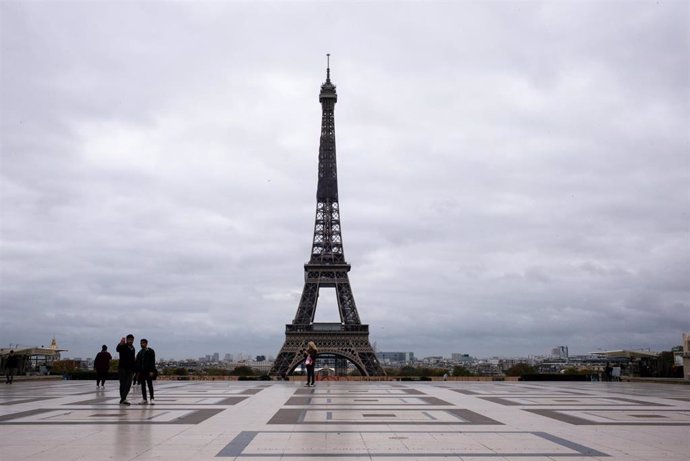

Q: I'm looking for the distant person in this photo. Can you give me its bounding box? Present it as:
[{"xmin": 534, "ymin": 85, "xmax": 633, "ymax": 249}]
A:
[
  {"xmin": 116, "ymin": 334, "xmax": 136, "ymax": 405},
  {"xmin": 135, "ymin": 338, "xmax": 156, "ymax": 405},
  {"xmin": 604, "ymin": 362, "xmax": 612, "ymax": 382},
  {"xmin": 303, "ymin": 341, "xmax": 318, "ymax": 387},
  {"xmin": 94, "ymin": 345, "xmax": 112, "ymax": 388},
  {"xmin": 5, "ymin": 350, "xmax": 19, "ymax": 384}
]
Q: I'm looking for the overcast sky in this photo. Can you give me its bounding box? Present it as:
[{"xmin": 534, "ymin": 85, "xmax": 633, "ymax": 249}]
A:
[{"xmin": 1, "ymin": 0, "xmax": 688, "ymax": 361}]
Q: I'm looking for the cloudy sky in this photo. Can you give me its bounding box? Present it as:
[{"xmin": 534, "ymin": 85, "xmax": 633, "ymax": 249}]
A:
[{"xmin": 1, "ymin": 1, "xmax": 688, "ymax": 361}]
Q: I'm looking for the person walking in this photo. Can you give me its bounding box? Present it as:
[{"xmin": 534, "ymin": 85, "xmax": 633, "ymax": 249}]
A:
[
  {"xmin": 135, "ymin": 338, "xmax": 156, "ymax": 405},
  {"xmin": 94, "ymin": 345, "xmax": 112, "ymax": 389},
  {"xmin": 116, "ymin": 334, "xmax": 136, "ymax": 405},
  {"xmin": 5, "ymin": 350, "xmax": 19, "ymax": 384},
  {"xmin": 303, "ymin": 341, "xmax": 318, "ymax": 387}
]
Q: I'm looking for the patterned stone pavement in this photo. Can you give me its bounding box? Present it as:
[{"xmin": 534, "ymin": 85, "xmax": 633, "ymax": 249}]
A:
[{"xmin": 1, "ymin": 379, "xmax": 688, "ymax": 460}]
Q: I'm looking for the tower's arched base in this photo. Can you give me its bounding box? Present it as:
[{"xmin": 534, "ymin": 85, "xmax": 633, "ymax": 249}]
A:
[{"xmin": 270, "ymin": 324, "xmax": 385, "ymax": 377}]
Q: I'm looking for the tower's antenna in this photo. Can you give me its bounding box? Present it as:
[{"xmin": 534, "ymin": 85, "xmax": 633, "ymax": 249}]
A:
[{"xmin": 326, "ymin": 53, "xmax": 331, "ymax": 81}]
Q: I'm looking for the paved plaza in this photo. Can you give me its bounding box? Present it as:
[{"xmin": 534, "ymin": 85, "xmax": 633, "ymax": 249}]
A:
[{"xmin": 1, "ymin": 379, "xmax": 688, "ymax": 460}]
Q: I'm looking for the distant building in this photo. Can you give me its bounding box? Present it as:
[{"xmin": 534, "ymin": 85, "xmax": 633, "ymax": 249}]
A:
[
  {"xmin": 475, "ymin": 360, "xmax": 501, "ymax": 376},
  {"xmin": 451, "ymin": 353, "xmax": 474, "ymax": 363},
  {"xmin": 376, "ymin": 352, "xmax": 414, "ymax": 365},
  {"xmin": 0, "ymin": 337, "xmax": 67, "ymax": 376},
  {"xmin": 551, "ymin": 346, "xmax": 569, "ymax": 360}
]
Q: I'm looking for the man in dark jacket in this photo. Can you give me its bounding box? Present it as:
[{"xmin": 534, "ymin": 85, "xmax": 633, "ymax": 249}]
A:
[
  {"xmin": 135, "ymin": 339, "xmax": 156, "ymax": 405},
  {"xmin": 116, "ymin": 335, "xmax": 136, "ymax": 405},
  {"xmin": 5, "ymin": 350, "xmax": 19, "ymax": 384},
  {"xmin": 94, "ymin": 345, "xmax": 112, "ymax": 388}
]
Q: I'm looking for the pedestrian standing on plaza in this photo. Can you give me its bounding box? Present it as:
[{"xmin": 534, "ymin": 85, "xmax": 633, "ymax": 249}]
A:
[
  {"xmin": 135, "ymin": 338, "xmax": 156, "ymax": 405},
  {"xmin": 303, "ymin": 341, "xmax": 318, "ymax": 387},
  {"xmin": 94, "ymin": 345, "xmax": 112, "ymax": 389},
  {"xmin": 4, "ymin": 350, "xmax": 19, "ymax": 384},
  {"xmin": 116, "ymin": 334, "xmax": 136, "ymax": 405}
]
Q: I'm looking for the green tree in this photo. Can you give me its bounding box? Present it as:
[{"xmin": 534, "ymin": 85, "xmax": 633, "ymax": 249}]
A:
[
  {"xmin": 657, "ymin": 350, "xmax": 682, "ymax": 377},
  {"xmin": 416, "ymin": 367, "xmax": 434, "ymax": 377},
  {"xmin": 399, "ymin": 365, "xmax": 417, "ymax": 376},
  {"xmin": 505, "ymin": 363, "xmax": 537, "ymax": 376},
  {"xmin": 162, "ymin": 367, "xmax": 188, "ymax": 376},
  {"xmin": 230, "ymin": 365, "xmax": 255, "ymax": 376},
  {"xmin": 452, "ymin": 365, "xmax": 473, "ymax": 376}
]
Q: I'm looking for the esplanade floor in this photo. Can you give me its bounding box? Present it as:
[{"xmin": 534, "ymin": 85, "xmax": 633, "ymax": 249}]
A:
[{"xmin": 1, "ymin": 379, "xmax": 689, "ymax": 460}]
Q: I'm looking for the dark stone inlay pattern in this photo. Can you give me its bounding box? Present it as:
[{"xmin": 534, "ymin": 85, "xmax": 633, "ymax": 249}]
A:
[
  {"xmin": 0, "ymin": 409, "xmax": 49, "ymax": 422},
  {"xmin": 451, "ymin": 389, "xmax": 480, "ymax": 395},
  {"xmin": 0, "ymin": 408, "xmax": 224, "ymax": 425},
  {"xmin": 421, "ymin": 397, "xmax": 453, "ymax": 405},
  {"xmin": 285, "ymin": 396, "xmax": 452, "ymax": 406},
  {"xmin": 449, "ymin": 388, "xmax": 592, "ymax": 396},
  {"xmin": 67, "ymin": 397, "xmax": 113, "ymax": 405},
  {"xmin": 177, "ymin": 408, "xmax": 224, "ymax": 424},
  {"xmin": 534, "ymin": 431, "xmax": 609, "ymax": 456},
  {"xmin": 286, "ymin": 397, "xmax": 311, "ymax": 406},
  {"xmin": 216, "ymin": 431, "xmax": 258, "ymax": 457},
  {"xmin": 267, "ymin": 407, "xmax": 503, "ymax": 425},
  {"xmin": 294, "ymin": 387, "xmax": 424, "ymax": 395},
  {"xmin": 481, "ymin": 396, "xmax": 664, "ymax": 406},
  {"xmin": 216, "ymin": 430, "xmax": 608, "ymax": 457},
  {"xmin": 241, "ymin": 388, "xmax": 265, "ymax": 395},
  {"xmin": 0, "ymin": 397, "xmax": 56, "ymax": 406},
  {"xmin": 525, "ymin": 408, "xmax": 690, "ymax": 426},
  {"xmin": 449, "ymin": 408, "xmax": 502, "ymax": 424},
  {"xmin": 216, "ymin": 397, "xmax": 249, "ymax": 405},
  {"xmin": 69, "ymin": 396, "xmax": 247, "ymax": 406}
]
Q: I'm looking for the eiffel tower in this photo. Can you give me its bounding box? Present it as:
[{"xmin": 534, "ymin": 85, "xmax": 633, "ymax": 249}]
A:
[{"xmin": 270, "ymin": 57, "xmax": 385, "ymax": 377}]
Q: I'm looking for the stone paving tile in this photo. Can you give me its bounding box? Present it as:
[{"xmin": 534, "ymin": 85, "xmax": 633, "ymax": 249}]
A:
[{"xmin": 0, "ymin": 380, "xmax": 688, "ymax": 460}]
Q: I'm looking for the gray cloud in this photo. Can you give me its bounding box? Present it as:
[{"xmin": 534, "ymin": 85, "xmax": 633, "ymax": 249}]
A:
[{"xmin": 1, "ymin": 1, "xmax": 688, "ymax": 360}]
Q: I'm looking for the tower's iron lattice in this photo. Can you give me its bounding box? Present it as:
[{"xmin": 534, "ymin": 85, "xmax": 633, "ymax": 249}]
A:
[{"xmin": 270, "ymin": 59, "xmax": 385, "ymax": 377}]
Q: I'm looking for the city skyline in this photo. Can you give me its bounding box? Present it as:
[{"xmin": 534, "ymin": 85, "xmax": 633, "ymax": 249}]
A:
[
  {"xmin": 9, "ymin": 335, "xmax": 684, "ymax": 365},
  {"xmin": 1, "ymin": 1, "xmax": 688, "ymax": 362}
]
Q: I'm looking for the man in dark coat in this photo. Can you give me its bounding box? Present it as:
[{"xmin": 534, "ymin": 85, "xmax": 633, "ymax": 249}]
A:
[
  {"xmin": 5, "ymin": 350, "xmax": 19, "ymax": 384},
  {"xmin": 135, "ymin": 339, "xmax": 156, "ymax": 405},
  {"xmin": 94, "ymin": 345, "xmax": 112, "ymax": 388},
  {"xmin": 116, "ymin": 334, "xmax": 136, "ymax": 405}
]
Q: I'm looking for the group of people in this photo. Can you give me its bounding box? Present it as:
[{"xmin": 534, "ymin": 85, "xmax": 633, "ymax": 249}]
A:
[
  {"xmin": 93, "ymin": 334, "xmax": 157, "ymax": 405},
  {"xmin": 93, "ymin": 338, "xmax": 317, "ymax": 396}
]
